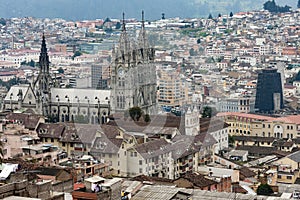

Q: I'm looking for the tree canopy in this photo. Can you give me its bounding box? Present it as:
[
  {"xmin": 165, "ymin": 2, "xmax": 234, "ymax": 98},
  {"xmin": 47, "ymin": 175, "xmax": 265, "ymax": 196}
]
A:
[
  {"xmin": 202, "ymin": 106, "xmax": 212, "ymax": 118},
  {"xmin": 263, "ymin": 0, "xmax": 291, "ymax": 13},
  {"xmin": 129, "ymin": 107, "xmax": 143, "ymax": 121},
  {"xmin": 57, "ymin": 67, "xmax": 64, "ymax": 74},
  {"xmin": 257, "ymin": 184, "xmax": 273, "ymax": 196}
]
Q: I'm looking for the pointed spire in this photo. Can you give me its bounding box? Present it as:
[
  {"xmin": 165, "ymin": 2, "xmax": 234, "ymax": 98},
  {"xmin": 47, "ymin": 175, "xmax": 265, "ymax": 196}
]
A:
[
  {"xmin": 141, "ymin": 10, "xmax": 145, "ymax": 29},
  {"xmin": 122, "ymin": 12, "xmax": 126, "ymax": 31},
  {"xmin": 41, "ymin": 32, "xmax": 47, "ymax": 54},
  {"xmin": 138, "ymin": 11, "xmax": 149, "ymax": 51}
]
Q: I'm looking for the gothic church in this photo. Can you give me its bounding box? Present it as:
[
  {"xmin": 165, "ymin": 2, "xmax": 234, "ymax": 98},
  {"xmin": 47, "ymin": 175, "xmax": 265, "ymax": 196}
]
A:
[{"xmin": 3, "ymin": 12, "xmax": 157, "ymax": 122}]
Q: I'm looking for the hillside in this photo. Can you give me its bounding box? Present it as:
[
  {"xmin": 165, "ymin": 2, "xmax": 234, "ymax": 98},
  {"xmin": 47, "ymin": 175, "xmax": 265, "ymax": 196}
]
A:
[{"xmin": 0, "ymin": 0, "xmax": 297, "ymax": 20}]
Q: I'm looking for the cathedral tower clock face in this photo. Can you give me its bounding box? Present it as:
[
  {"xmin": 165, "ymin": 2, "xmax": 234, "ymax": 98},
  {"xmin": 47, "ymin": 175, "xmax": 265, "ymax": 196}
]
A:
[{"xmin": 118, "ymin": 68, "xmax": 125, "ymax": 77}]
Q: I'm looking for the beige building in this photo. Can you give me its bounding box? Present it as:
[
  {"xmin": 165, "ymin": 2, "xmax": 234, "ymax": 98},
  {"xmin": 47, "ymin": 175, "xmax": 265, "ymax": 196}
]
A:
[
  {"xmin": 272, "ymin": 151, "xmax": 300, "ymax": 184},
  {"xmin": 217, "ymin": 112, "xmax": 300, "ymax": 139},
  {"xmin": 158, "ymin": 67, "xmax": 186, "ymax": 107}
]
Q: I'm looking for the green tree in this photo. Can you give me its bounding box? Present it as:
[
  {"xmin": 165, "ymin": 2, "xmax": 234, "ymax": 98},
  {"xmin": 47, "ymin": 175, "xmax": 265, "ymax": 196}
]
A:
[
  {"xmin": 144, "ymin": 114, "xmax": 151, "ymax": 122},
  {"xmin": 257, "ymin": 184, "xmax": 273, "ymax": 196},
  {"xmin": 129, "ymin": 107, "xmax": 143, "ymax": 121},
  {"xmin": 228, "ymin": 135, "xmax": 235, "ymax": 147},
  {"xmin": 202, "ymin": 106, "xmax": 212, "ymax": 118},
  {"xmin": 58, "ymin": 67, "xmax": 64, "ymax": 74},
  {"xmin": 0, "ymin": 18, "xmax": 6, "ymax": 26},
  {"xmin": 298, "ymin": 0, "xmax": 300, "ymax": 8},
  {"xmin": 104, "ymin": 17, "xmax": 111, "ymax": 23},
  {"xmin": 115, "ymin": 22, "xmax": 121, "ymax": 29},
  {"xmin": 208, "ymin": 14, "xmax": 213, "ymax": 19},
  {"xmin": 218, "ymin": 13, "xmax": 222, "ymax": 18},
  {"xmin": 29, "ymin": 59, "xmax": 35, "ymax": 67},
  {"xmin": 263, "ymin": 0, "xmax": 291, "ymax": 13},
  {"xmin": 189, "ymin": 48, "xmax": 196, "ymax": 56},
  {"xmin": 72, "ymin": 51, "xmax": 82, "ymax": 60}
]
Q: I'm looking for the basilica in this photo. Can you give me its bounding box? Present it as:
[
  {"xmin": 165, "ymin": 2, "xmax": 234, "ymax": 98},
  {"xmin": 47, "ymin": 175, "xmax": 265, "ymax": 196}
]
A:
[{"xmin": 3, "ymin": 12, "xmax": 157, "ymax": 124}]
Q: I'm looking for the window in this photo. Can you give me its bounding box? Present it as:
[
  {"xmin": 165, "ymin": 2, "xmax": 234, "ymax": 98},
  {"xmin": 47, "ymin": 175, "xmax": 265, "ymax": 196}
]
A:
[
  {"xmin": 287, "ymin": 176, "xmax": 292, "ymax": 180},
  {"xmin": 139, "ymin": 160, "xmax": 143, "ymax": 165},
  {"xmin": 62, "ymin": 142, "xmax": 65, "ymax": 147},
  {"xmin": 278, "ymin": 175, "xmax": 282, "ymax": 179},
  {"xmin": 134, "ymin": 152, "xmax": 137, "ymax": 157},
  {"xmin": 70, "ymin": 143, "xmax": 74, "ymax": 147},
  {"xmin": 45, "ymin": 138, "xmax": 48, "ymax": 142},
  {"xmin": 263, "ymin": 124, "xmax": 265, "ymax": 128},
  {"xmin": 51, "ymin": 138, "xmax": 54, "ymax": 143},
  {"xmin": 124, "ymin": 151, "xmax": 126, "ymax": 156}
]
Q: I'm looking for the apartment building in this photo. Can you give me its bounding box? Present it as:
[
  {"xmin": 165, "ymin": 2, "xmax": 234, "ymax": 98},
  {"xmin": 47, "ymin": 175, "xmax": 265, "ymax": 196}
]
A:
[
  {"xmin": 216, "ymin": 96, "xmax": 255, "ymax": 113},
  {"xmin": 217, "ymin": 112, "xmax": 300, "ymax": 139},
  {"xmin": 158, "ymin": 67, "xmax": 186, "ymax": 107}
]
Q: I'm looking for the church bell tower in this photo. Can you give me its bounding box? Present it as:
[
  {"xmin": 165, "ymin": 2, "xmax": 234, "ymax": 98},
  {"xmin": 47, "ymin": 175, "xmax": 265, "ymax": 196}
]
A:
[{"xmin": 34, "ymin": 33, "xmax": 52, "ymax": 116}]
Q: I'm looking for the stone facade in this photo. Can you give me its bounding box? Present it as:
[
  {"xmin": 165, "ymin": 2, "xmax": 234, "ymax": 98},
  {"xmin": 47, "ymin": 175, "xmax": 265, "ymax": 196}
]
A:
[{"xmin": 110, "ymin": 12, "xmax": 157, "ymax": 114}]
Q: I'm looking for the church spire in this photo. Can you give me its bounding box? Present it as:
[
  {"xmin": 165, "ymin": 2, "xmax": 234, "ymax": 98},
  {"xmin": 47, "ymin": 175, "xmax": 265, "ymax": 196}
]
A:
[
  {"xmin": 34, "ymin": 33, "xmax": 52, "ymax": 117},
  {"xmin": 39, "ymin": 32, "xmax": 50, "ymax": 73},
  {"xmin": 116, "ymin": 12, "xmax": 131, "ymax": 63},
  {"xmin": 41, "ymin": 32, "xmax": 47, "ymax": 55},
  {"xmin": 35, "ymin": 33, "xmax": 51, "ymax": 93},
  {"xmin": 122, "ymin": 12, "xmax": 126, "ymax": 32},
  {"xmin": 138, "ymin": 11, "xmax": 149, "ymax": 52},
  {"xmin": 141, "ymin": 10, "xmax": 145, "ymax": 29}
]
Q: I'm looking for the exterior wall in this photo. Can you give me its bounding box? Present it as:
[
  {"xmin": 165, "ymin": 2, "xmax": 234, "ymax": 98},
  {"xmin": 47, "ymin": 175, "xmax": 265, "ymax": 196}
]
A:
[
  {"xmin": 209, "ymin": 128, "xmax": 228, "ymax": 153},
  {"xmin": 173, "ymin": 154, "xmax": 194, "ymax": 179},
  {"xmin": 277, "ymin": 171, "xmax": 298, "ymax": 184},
  {"xmin": 52, "ymin": 179, "xmax": 73, "ymax": 193},
  {"xmin": 221, "ymin": 113, "xmax": 299, "ymax": 140},
  {"xmin": 217, "ymin": 97, "xmax": 254, "ymax": 113},
  {"xmin": 158, "ymin": 67, "xmax": 185, "ymax": 107},
  {"xmin": 274, "ymin": 157, "xmax": 298, "ymax": 171},
  {"xmin": 0, "ymin": 181, "xmax": 27, "ymax": 199}
]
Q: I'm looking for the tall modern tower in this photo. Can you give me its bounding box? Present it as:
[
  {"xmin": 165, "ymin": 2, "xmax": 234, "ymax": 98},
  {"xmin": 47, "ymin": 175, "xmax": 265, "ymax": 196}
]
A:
[{"xmin": 255, "ymin": 68, "xmax": 283, "ymax": 113}]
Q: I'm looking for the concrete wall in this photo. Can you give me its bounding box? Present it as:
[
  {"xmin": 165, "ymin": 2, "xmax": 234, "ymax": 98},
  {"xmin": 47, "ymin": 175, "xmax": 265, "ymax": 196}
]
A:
[{"xmin": 52, "ymin": 179, "xmax": 73, "ymax": 193}]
